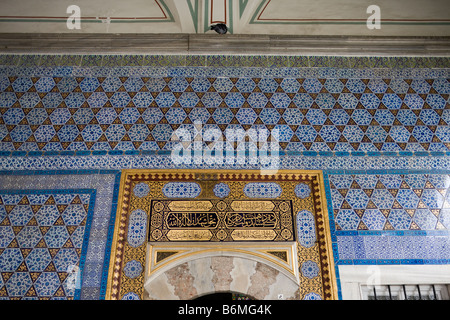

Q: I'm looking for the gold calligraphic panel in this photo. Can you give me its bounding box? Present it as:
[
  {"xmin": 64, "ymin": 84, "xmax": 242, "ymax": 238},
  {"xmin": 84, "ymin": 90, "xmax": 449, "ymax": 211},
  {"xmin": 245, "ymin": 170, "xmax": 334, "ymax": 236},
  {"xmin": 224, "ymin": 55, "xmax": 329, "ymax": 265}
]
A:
[{"xmin": 149, "ymin": 199, "xmax": 294, "ymax": 242}]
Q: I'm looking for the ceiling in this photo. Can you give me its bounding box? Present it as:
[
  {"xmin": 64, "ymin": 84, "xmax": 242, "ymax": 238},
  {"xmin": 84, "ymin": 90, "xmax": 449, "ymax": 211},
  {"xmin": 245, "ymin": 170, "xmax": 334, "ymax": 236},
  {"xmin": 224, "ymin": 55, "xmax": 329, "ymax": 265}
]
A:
[{"xmin": 0, "ymin": 0, "xmax": 449, "ymax": 36}]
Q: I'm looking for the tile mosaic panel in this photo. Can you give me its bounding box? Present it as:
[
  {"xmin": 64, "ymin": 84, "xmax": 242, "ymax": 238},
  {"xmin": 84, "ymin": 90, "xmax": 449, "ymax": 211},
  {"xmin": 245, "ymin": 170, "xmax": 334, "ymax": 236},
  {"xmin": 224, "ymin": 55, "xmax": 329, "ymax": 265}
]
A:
[
  {"xmin": 0, "ymin": 55, "xmax": 448, "ymax": 162},
  {"xmin": 0, "ymin": 189, "xmax": 95, "ymax": 299},
  {"xmin": 324, "ymin": 170, "xmax": 450, "ymax": 265},
  {"xmin": 0, "ymin": 170, "xmax": 120, "ymax": 300},
  {"xmin": 0, "ymin": 55, "xmax": 449, "ymax": 300}
]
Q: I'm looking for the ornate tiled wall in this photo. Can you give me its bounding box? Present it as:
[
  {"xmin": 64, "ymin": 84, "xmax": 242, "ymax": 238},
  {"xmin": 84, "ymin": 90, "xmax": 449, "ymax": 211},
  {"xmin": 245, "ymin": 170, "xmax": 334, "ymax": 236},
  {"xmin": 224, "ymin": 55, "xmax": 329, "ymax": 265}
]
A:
[
  {"xmin": 0, "ymin": 170, "xmax": 120, "ymax": 299},
  {"xmin": 0, "ymin": 54, "xmax": 449, "ymax": 299}
]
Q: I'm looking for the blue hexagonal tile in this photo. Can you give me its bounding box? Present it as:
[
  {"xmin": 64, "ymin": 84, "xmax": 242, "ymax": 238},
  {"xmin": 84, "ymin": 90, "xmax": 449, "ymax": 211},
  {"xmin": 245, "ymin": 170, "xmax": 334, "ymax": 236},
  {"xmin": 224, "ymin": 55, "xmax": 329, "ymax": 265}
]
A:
[
  {"xmin": 362, "ymin": 209, "xmax": 386, "ymax": 230},
  {"xmin": 190, "ymin": 77, "xmax": 211, "ymax": 92},
  {"xmin": 318, "ymin": 126, "xmax": 340, "ymax": 142},
  {"xmin": 64, "ymin": 92, "xmax": 85, "ymax": 108},
  {"xmin": 95, "ymin": 108, "xmax": 117, "ymax": 124},
  {"xmin": 2, "ymin": 108, "xmax": 25, "ymax": 125},
  {"xmin": 34, "ymin": 77, "xmax": 56, "ymax": 93},
  {"xmin": 345, "ymin": 189, "xmax": 370, "ymax": 209},
  {"xmin": 413, "ymin": 209, "xmax": 438, "ymax": 230},
  {"xmin": 0, "ymin": 226, "xmax": 15, "ymax": 247},
  {"xmin": 123, "ymin": 77, "xmax": 144, "ymax": 92},
  {"xmin": 282, "ymin": 108, "xmax": 303, "ymax": 125},
  {"xmin": 118, "ymin": 107, "xmax": 140, "ymax": 124},
  {"xmin": 367, "ymin": 79, "xmax": 388, "ymax": 93},
  {"xmin": 44, "ymin": 226, "xmax": 70, "ymax": 248},
  {"xmin": 201, "ymin": 92, "xmax": 222, "ymax": 108},
  {"xmin": 132, "ymin": 92, "xmax": 154, "ymax": 108},
  {"xmin": 328, "ymin": 109, "xmax": 349, "ymax": 125},
  {"xmin": 25, "ymin": 248, "xmax": 52, "ymax": 272},
  {"xmin": 305, "ymin": 109, "xmax": 327, "ymax": 125},
  {"xmin": 128, "ymin": 124, "xmax": 150, "ymax": 141},
  {"xmin": 371, "ymin": 189, "xmax": 395, "ymax": 209},
  {"xmin": 155, "ymin": 92, "xmax": 176, "ymax": 108},
  {"xmin": 151, "ymin": 124, "xmax": 173, "ymax": 141},
  {"xmin": 168, "ymin": 77, "xmax": 189, "ymax": 92},
  {"xmin": 34, "ymin": 272, "xmax": 61, "ymax": 297},
  {"xmin": 235, "ymin": 78, "xmax": 256, "ymax": 92},
  {"xmin": 302, "ymin": 78, "xmax": 322, "ymax": 93},
  {"xmin": 345, "ymin": 79, "xmax": 365, "ymax": 93},
  {"xmin": 178, "ymin": 92, "xmax": 199, "ymax": 108},
  {"xmin": 5, "ymin": 272, "xmax": 32, "ymax": 296},
  {"xmin": 16, "ymin": 226, "xmax": 42, "ymax": 248},
  {"xmin": 62, "ymin": 205, "xmax": 86, "ymax": 226},
  {"xmin": 25, "ymin": 108, "xmax": 47, "ymax": 125},
  {"xmin": 247, "ymin": 92, "xmax": 268, "ymax": 108},
  {"xmin": 315, "ymin": 93, "xmax": 336, "ymax": 109},
  {"xmin": 410, "ymin": 79, "xmax": 431, "ymax": 94},
  {"xmin": 79, "ymin": 77, "xmax": 100, "ymax": 92},
  {"xmin": 396, "ymin": 189, "xmax": 420, "ymax": 209},
  {"xmin": 419, "ymin": 109, "xmax": 440, "ymax": 126},
  {"xmin": 110, "ymin": 92, "xmax": 131, "ymax": 108},
  {"xmin": 104, "ymin": 124, "xmax": 126, "ymax": 141},
  {"xmin": 293, "ymin": 93, "xmax": 313, "ymax": 108},
  {"xmin": 259, "ymin": 108, "xmax": 281, "ymax": 125},
  {"xmin": 57, "ymin": 125, "xmax": 80, "ymax": 142},
  {"xmin": 212, "ymin": 78, "xmax": 234, "ymax": 92},
  {"xmin": 0, "ymin": 248, "xmax": 24, "ymax": 272},
  {"xmin": 388, "ymin": 209, "xmax": 412, "ymax": 230},
  {"xmin": 165, "ymin": 108, "xmax": 187, "ymax": 124},
  {"xmin": 374, "ymin": 109, "xmax": 395, "ymax": 125},
  {"xmin": 57, "ymin": 77, "xmax": 78, "ymax": 92},
  {"xmin": 0, "ymin": 92, "xmax": 17, "ymax": 108},
  {"xmin": 224, "ymin": 92, "xmax": 245, "ymax": 108},
  {"xmin": 270, "ymin": 93, "xmax": 291, "ymax": 108},
  {"xmin": 337, "ymin": 93, "xmax": 358, "ymax": 109},
  {"xmin": 87, "ymin": 92, "xmax": 108, "ymax": 108},
  {"xmin": 53, "ymin": 248, "xmax": 79, "ymax": 272},
  {"xmin": 323, "ymin": 79, "xmax": 344, "ymax": 93},
  {"xmin": 9, "ymin": 205, "xmax": 34, "ymax": 226},
  {"xmin": 426, "ymin": 94, "xmax": 446, "ymax": 109},
  {"xmin": 35, "ymin": 205, "xmax": 60, "ymax": 226},
  {"xmin": 257, "ymin": 78, "xmax": 278, "ymax": 93},
  {"xmin": 49, "ymin": 108, "xmax": 72, "ymax": 125},
  {"xmin": 421, "ymin": 189, "xmax": 444, "ymax": 209},
  {"xmin": 188, "ymin": 108, "xmax": 210, "ymax": 123},
  {"xmin": 142, "ymin": 108, "xmax": 164, "ymax": 124},
  {"xmin": 235, "ymin": 108, "xmax": 257, "ymax": 125},
  {"xmin": 335, "ymin": 209, "xmax": 360, "ymax": 230},
  {"xmin": 273, "ymin": 125, "xmax": 294, "ymax": 142},
  {"xmin": 212, "ymin": 108, "xmax": 234, "ymax": 124},
  {"xmin": 381, "ymin": 93, "xmax": 402, "ymax": 109},
  {"xmin": 295, "ymin": 125, "xmax": 317, "ymax": 143},
  {"xmin": 12, "ymin": 77, "xmax": 33, "ymax": 92},
  {"xmin": 42, "ymin": 92, "xmax": 63, "ymax": 108}
]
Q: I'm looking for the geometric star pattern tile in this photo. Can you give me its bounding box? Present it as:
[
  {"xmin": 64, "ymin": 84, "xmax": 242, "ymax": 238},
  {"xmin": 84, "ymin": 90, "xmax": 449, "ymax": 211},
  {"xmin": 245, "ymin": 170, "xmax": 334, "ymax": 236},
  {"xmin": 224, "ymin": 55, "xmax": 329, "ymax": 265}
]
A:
[
  {"xmin": 0, "ymin": 70, "xmax": 449, "ymax": 154},
  {"xmin": 328, "ymin": 173, "xmax": 450, "ymax": 231},
  {"xmin": 0, "ymin": 170, "xmax": 121, "ymax": 300},
  {"xmin": 0, "ymin": 189, "xmax": 95, "ymax": 300}
]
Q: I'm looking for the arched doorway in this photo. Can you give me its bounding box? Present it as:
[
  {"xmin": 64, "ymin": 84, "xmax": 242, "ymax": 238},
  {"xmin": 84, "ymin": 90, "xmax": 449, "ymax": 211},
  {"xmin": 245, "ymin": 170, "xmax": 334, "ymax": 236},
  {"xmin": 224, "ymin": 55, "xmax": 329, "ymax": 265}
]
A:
[{"xmin": 143, "ymin": 254, "xmax": 300, "ymax": 300}]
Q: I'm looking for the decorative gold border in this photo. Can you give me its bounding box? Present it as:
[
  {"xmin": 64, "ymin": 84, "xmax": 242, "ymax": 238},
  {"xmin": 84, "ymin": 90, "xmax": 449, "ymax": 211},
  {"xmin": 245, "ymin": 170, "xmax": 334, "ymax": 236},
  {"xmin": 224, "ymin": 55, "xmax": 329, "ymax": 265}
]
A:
[
  {"xmin": 146, "ymin": 243, "xmax": 298, "ymax": 279},
  {"xmin": 105, "ymin": 169, "xmax": 337, "ymax": 300}
]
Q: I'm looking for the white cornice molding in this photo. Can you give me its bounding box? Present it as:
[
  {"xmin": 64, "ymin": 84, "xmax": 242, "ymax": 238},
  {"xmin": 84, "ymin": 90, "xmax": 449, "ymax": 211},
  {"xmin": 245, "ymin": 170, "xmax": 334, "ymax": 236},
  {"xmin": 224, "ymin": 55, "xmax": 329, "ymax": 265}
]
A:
[{"xmin": 0, "ymin": 33, "xmax": 449, "ymax": 56}]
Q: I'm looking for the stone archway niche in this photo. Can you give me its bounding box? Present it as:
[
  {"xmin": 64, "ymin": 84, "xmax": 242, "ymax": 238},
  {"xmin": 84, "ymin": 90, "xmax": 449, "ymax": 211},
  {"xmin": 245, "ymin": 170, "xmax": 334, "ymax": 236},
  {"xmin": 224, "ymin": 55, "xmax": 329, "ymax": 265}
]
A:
[{"xmin": 143, "ymin": 244, "xmax": 300, "ymax": 300}]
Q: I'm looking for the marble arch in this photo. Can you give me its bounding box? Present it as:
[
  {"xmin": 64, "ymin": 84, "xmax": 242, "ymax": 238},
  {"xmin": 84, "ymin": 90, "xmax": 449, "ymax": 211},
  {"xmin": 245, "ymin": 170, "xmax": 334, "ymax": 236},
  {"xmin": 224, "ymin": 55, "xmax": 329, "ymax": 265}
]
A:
[{"xmin": 143, "ymin": 254, "xmax": 300, "ymax": 300}]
